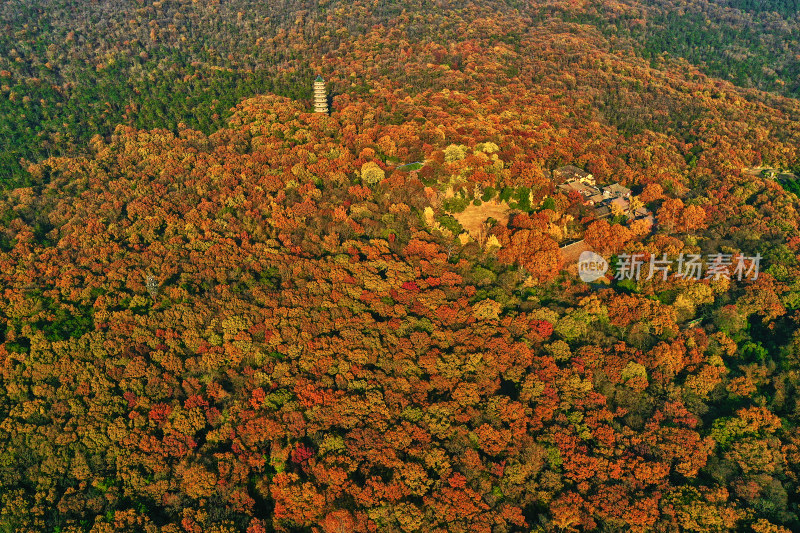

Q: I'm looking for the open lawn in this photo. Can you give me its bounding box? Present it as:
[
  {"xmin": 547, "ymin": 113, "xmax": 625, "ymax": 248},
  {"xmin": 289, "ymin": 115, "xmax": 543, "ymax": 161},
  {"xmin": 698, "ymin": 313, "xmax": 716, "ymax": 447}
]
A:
[{"xmin": 451, "ymin": 199, "xmax": 512, "ymax": 240}]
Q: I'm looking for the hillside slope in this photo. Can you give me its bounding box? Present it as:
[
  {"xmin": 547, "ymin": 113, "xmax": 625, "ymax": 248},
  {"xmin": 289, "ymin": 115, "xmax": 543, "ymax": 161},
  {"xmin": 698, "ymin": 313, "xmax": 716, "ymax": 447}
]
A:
[{"xmin": 2, "ymin": 2, "xmax": 800, "ymax": 532}]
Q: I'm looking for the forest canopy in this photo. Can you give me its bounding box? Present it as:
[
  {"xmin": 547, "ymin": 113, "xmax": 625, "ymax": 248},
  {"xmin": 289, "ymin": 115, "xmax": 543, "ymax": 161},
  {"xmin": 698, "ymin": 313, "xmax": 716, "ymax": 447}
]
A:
[{"xmin": 2, "ymin": 1, "xmax": 800, "ymax": 532}]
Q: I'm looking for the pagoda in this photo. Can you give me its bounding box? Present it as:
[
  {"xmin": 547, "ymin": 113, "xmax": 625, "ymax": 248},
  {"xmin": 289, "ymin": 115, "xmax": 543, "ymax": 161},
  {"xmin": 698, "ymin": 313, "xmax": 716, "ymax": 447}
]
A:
[{"xmin": 313, "ymin": 75, "xmax": 328, "ymax": 114}]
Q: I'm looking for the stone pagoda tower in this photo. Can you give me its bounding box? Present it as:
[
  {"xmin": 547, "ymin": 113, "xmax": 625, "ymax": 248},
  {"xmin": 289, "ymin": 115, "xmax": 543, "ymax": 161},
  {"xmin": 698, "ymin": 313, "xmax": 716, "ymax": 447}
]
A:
[{"xmin": 313, "ymin": 75, "xmax": 328, "ymax": 114}]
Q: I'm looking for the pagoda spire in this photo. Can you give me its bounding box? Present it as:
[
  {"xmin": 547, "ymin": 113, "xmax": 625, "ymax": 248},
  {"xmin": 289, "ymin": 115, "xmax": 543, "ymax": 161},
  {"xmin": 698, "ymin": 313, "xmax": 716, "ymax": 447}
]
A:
[{"xmin": 313, "ymin": 75, "xmax": 328, "ymax": 114}]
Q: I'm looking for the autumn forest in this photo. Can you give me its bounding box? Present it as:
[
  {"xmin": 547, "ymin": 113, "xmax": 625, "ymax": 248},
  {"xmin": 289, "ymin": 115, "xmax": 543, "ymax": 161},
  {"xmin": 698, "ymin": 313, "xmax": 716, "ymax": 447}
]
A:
[{"xmin": 2, "ymin": 0, "xmax": 800, "ymax": 532}]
